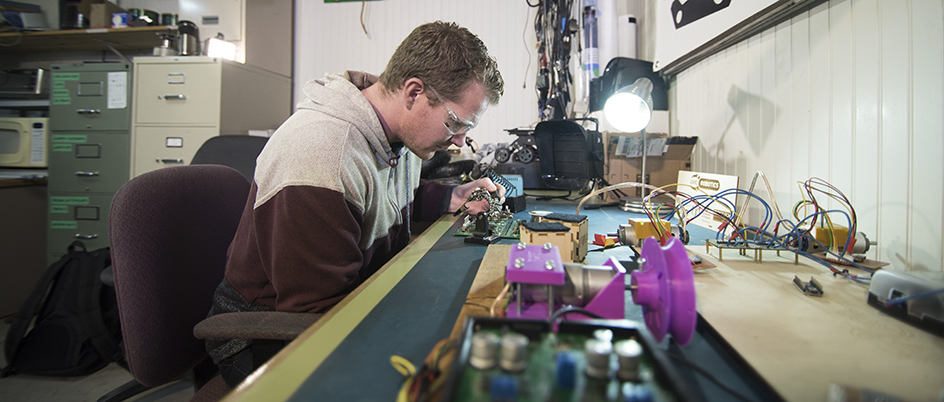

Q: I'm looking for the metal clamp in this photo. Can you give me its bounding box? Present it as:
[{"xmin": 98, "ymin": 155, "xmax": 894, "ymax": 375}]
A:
[
  {"xmin": 74, "ymin": 234, "xmax": 98, "ymax": 239},
  {"xmin": 75, "ymin": 109, "xmax": 101, "ymax": 115},
  {"xmin": 74, "ymin": 171, "xmax": 100, "ymax": 177}
]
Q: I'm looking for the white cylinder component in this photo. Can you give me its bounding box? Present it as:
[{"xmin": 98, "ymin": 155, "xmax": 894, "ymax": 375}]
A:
[
  {"xmin": 617, "ymin": 14, "xmax": 638, "ymax": 59},
  {"xmin": 597, "ymin": 0, "xmax": 618, "ymax": 69}
]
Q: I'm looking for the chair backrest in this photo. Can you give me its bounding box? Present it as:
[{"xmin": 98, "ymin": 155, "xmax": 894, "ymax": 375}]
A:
[
  {"xmin": 190, "ymin": 135, "xmax": 269, "ymax": 182},
  {"xmin": 109, "ymin": 165, "xmax": 250, "ymax": 387}
]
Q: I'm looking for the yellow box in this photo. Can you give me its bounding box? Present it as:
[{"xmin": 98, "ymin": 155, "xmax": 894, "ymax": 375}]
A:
[{"xmin": 813, "ymin": 225, "xmax": 849, "ymax": 251}]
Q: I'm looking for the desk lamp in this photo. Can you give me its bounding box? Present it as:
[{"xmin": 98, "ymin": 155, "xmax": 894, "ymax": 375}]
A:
[
  {"xmin": 605, "ymin": 76, "xmax": 653, "ymax": 205},
  {"xmin": 589, "ymin": 58, "xmax": 667, "ymax": 209}
]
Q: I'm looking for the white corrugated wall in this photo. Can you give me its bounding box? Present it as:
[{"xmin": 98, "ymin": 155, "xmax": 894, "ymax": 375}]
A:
[
  {"xmin": 670, "ymin": 0, "xmax": 944, "ymax": 271},
  {"xmin": 293, "ymin": 0, "xmax": 539, "ymax": 147}
]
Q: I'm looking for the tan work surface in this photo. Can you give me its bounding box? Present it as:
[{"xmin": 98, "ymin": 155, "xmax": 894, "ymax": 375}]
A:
[
  {"xmin": 450, "ymin": 244, "xmax": 511, "ymax": 339},
  {"xmin": 691, "ymin": 246, "xmax": 944, "ymax": 401}
]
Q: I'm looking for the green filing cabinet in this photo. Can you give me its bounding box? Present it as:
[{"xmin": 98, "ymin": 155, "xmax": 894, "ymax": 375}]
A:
[{"xmin": 47, "ymin": 62, "xmax": 132, "ymax": 265}]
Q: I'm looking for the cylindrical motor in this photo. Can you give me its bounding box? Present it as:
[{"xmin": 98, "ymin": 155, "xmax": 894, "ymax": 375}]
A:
[
  {"xmin": 615, "ymin": 223, "xmax": 689, "ymax": 247},
  {"xmin": 519, "ymin": 263, "xmax": 615, "ymax": 307},
  {"xmin": 852, "ymin": 231, "xmax": 876, "ymax": 254}
]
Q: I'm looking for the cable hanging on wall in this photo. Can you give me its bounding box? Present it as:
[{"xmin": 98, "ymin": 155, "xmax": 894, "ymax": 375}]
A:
[{"xmin": 533, "ymin": 0, "xmax": 579, "ymax": 121}]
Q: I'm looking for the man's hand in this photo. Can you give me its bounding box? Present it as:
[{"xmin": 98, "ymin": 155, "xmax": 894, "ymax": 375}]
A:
[{"xmin": 450, "ymin": 177, "xmax": 506, "ymax": 215}]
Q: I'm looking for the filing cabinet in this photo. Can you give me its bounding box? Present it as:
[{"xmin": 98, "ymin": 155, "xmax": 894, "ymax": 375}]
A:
[
  {"xmin": 130, "ymin": 56, "xmax": 291, "ymax": 178},
  {"xmin": 47, "ymin": 62, "xmax": 132, "ymax": 264}
]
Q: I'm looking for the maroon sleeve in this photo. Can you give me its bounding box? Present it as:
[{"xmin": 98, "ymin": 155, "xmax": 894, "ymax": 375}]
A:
[
  {"xmin": 225, "ymin": 185, "xmax": 366, "ymax": 313},
  {"xmin": 412, "ymin": 179, "xmax": 454, "ymax": 221}
]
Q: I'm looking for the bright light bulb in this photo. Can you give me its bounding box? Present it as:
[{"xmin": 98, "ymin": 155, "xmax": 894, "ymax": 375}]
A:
[
  {"xmin": 603, "ymin": 92, "xmax": 651, "ymax": 133},
  {"xmin": 602, "ymin": 77, "xmax": 654, "ymax": 133}
]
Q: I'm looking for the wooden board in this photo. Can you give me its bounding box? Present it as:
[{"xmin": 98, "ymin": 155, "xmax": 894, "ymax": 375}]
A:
[
  {"xmin": 690, "ymin": 246, "xmax": 944, "ymax": 401},
  {"xmin": 450, "ymin": 244, "xmax": 511, "ymax": 339}
]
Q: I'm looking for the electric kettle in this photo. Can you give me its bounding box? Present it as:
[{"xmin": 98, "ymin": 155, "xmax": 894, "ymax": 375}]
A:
[{"xmin": 178, "ymin": 21, "xmax": 200, "ymax": 56}]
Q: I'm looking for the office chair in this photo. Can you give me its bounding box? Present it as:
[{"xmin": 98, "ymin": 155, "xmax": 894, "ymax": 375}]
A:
[
  {"xmin": 104, "ymin": 165, "xmax": 319, "ymax": 402},
  {"xmin": 190, "ymin": 135, "xmax": 270, "ymax": 182}
]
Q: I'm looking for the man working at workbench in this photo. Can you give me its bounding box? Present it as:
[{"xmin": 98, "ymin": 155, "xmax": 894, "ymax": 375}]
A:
[{"xmin": 205, "ymin": 21, "xmax": 506, "ymax": 387}]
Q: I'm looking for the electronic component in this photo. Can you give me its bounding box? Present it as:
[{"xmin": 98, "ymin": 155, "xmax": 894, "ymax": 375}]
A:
[
  {"xmin": 808, "ymin": 226, "xmax": 877, "ymax": 255},
  {"xmin": 453, "ymin": 186, "xmax": 519, "ymax": 241},
  {"xmin": 705, "ymin": 239, "xmax": 797, "ymax": 263},
  {"xmin": 465, "ymin": 212, "xmax": 500, "ymax": 245},
  {"xmin": 614, "ymin": 219, "xmax": 689, "ymax": 247},
  {"xmin": 443, "ymin": 317, "xmax": 699, "ymax": 402},
  {"xmin": 469, "ymin": 332, "xmax": 499, "ymax": 370},
  {"xmin": 455, "ymin": 215, "xmax": 520, "ymax": 240}
]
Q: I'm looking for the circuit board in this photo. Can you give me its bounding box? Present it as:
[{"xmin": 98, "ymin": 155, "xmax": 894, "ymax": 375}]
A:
[
  {"xmin": 443, "ymin": 318, "xmax": 696, "ymax": 402},
  {"xmin": 704, "ymin": 239, "xmax": 797, "ymax": 263},
  {"xmin": 454, "ymin": 217, "xmax": 521, "ymax": 239}
]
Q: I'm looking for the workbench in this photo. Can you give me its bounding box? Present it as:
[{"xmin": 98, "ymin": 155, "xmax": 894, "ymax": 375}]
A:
[{"xmin": 220, "ymin": 200, "xmax": 943, "ymax": 402}]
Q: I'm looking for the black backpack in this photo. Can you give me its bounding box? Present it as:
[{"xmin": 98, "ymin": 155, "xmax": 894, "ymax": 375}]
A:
[{"xmin": 2, "ymin": 241, "xmax": 124, "ymax": 377}]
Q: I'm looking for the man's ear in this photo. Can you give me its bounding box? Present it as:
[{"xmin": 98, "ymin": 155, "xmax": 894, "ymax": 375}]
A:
[{"xmin": 402, "ymin": 78, "xmax": 424, "ymax": 110}]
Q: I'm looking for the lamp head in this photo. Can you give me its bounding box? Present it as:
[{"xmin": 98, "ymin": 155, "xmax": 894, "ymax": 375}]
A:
[{"xmin": 603, "ymin": 77, "xmax": 653, "ymax": 133}]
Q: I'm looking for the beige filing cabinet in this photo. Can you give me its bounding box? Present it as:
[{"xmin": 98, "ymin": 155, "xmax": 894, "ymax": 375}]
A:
[{"xmin": 130, "ymin": 56, "xmax": 291, "ymax": 177}]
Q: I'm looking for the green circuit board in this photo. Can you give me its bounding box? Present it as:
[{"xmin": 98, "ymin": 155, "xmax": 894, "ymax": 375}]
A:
[
  {"xmin": 445, "ymin": 319, "xmax": 689, "ymax": 402},
  {"xmin": 454, "ymin": 217, "xmax": 521, "ymax": 239}
]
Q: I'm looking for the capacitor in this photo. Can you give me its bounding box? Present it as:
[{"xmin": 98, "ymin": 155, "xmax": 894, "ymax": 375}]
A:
[
  {"xmin": 584, "ymin": 338, "xmax": 612, "ymax": 379},
  {"xmin": 469, "ymin": 331, "xmax": 500, "ymax": 370},
  {"xmin": 499, "ymin": 332, "xmax": 529, "ymax": 372},
  {"xmin": 489, "ymin": 374, "xmax": 518, "ymax": 400},
  {"xmin": 615, "ymin": 339, "xmax": 643, "ymax": 381},
  {"xmin": 555, "ymin": 352, "xmax": 577, "ymax": 390}
]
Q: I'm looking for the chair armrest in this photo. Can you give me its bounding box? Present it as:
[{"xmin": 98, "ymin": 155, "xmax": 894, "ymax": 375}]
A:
[{"xmin": 193, "ymin": 311, "xmax": 323, "ymax": 341}]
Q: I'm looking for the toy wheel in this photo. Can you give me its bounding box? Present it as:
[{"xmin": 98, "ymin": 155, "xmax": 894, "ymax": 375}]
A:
[
  {"xmin": 495, "ymin": 147, "xmax": 511, "ymax": 163},
  {"xmin": 517, "ymin": 147, "xmax": 535, "ymax": 164}
]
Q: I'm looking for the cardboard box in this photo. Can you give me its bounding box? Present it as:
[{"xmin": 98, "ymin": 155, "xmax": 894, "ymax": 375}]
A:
[
  {"xmin": 89, "ymin": 1, "xmax": 123, "ymax": 28},
  {"xmin": 603, "ymin": 132, "xmax": 697, "ymax": 201}
]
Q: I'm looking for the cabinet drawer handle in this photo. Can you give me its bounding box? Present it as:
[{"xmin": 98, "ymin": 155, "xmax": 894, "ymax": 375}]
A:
[
  {"xmin": 74, "ymin": 234, "xmax": 98, "ymax": 239},
  {"xmin": 159, "ymin": 94, "xmax": 186, "ymax": 100},
  {"xmin": 75, "ymin": 109, "xmax": 101, "ymax": 115},
  {"xmin": 159, "ymin": 158, "xmax": 184, "ymax": 164},
  {"xmin": 74, "ymin": 171, "xmax": 100, "ymax": 176}
]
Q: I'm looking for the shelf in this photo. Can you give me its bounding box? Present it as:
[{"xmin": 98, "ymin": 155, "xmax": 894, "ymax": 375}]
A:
[
  {"xmin": 0, "ymin": 99, "xmax": 49, "ymax": 108},
  {"xmin": 0, "ymin": 26, "xmax": 177, "ymax": 54}
]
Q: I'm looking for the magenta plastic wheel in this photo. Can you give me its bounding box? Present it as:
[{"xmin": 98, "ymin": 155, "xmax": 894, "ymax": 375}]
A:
[{"xmin": 631, "ymin": 237, "xmax": 697, "ymax": 345}]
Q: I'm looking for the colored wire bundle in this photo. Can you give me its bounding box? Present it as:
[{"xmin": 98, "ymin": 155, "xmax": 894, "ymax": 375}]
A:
[
  {"xmin": 392, "ymin": 338, "xmax": 456, "ymax": 402},
  {"xmin": 578, "ymin": 175, "xmax": 874, "ymax": 286}
]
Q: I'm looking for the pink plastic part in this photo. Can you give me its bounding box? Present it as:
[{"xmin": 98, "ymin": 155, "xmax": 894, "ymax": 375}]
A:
[{"xmin": 631, "ymin": 237, "xmax": 697, "ymax": 345}]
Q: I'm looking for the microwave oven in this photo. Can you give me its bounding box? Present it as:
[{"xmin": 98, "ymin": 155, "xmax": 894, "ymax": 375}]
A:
[{"xmin": 0, "ymin": 117, "xmax": 48, "ymax": 168}]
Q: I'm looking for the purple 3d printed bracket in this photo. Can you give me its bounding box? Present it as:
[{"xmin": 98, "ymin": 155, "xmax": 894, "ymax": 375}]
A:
[{"xmin": 505, "ymin": 243, "xmax": 625, "ymax": 320}]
